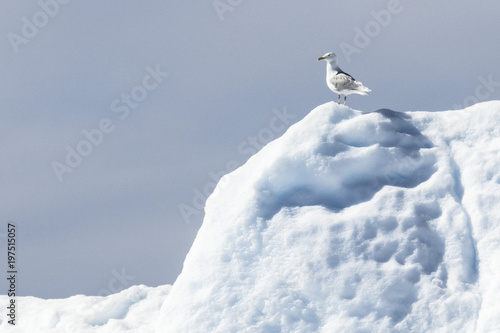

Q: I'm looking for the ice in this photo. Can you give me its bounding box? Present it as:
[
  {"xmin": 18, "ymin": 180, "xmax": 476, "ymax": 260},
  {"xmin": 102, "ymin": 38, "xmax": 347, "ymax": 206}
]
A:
[
  {"xmin": 2, "ymin": 101, "xmax": 500, "ymax": 332},
  {"xmin": 0, "ymin": 285, "xmax": 171, "ymax": 332},
  {"xmin": 157, "ymin": 101, "xmax": 500, "ymax": 332}
]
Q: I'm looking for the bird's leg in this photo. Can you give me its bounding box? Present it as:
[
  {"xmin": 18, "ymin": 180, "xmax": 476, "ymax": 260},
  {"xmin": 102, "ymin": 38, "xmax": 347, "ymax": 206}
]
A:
[
  {"xmin": 344, "ymin": 96, "xmax": 347, "ymax": 106},
  {"xmin": 338, "ymin": 95, "xmax": 340, "ymax": 105}
]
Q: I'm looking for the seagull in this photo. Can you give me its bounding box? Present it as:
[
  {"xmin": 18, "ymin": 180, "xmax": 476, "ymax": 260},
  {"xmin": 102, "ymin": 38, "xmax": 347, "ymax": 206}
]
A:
[{"xmin": 318, "ymin": 52, "xmax": 371, "ymax": 105}]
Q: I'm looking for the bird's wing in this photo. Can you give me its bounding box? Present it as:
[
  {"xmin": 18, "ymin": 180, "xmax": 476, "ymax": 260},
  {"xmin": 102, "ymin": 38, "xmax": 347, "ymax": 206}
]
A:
[
  {"xmin": 337, "ymin": 69, "xmax": 355, "ymax": 81},
  {"xmin": 329, "ymin": 72, "xmax": 360, "ymax": 91}
]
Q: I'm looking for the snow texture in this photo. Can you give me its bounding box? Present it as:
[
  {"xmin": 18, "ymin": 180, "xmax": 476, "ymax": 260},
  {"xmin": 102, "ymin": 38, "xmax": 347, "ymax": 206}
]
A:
[
  {"xmin": 157, "ymin": 101, "xmax": 500, "ymax": 332},
  {"xmin": 0, "ymin": 285, "xmax": 171, "ymax": 332},
  {"xmin": 2, "ymin": 101, "xmax": 500, "ymax": 332}
]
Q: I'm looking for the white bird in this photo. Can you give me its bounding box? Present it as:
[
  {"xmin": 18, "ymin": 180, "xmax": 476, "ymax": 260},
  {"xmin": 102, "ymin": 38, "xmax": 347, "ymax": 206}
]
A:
[{"xmin": 318, "ymin": 52, "xmax": 371, "ymax": 106}]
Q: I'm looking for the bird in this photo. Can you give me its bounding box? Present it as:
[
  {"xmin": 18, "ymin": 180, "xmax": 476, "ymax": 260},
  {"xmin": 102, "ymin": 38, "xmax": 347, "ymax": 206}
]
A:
[{"xmin": 318, "ymin": 52, "xmax": 371, "ymax": 106}]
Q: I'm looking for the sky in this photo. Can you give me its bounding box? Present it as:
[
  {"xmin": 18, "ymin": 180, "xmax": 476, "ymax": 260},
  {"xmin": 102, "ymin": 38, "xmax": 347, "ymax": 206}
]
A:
[{"xmin": 0, "ymin": 0, "xmax": 499, "ymax": 298}]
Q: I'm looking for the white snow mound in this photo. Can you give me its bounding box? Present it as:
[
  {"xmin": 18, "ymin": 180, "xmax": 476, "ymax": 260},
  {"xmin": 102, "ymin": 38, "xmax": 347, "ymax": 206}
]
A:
[
  {"xmin": 157, "ymin": 101, "xmax": 500, "ymax": 332},
  {"xmin": 2, "ymin": 102, "xmax": 499, "ymax": 333},
  {"xmin": 0, "ymin": 284, "xmax": 171, "ymax": 332}
]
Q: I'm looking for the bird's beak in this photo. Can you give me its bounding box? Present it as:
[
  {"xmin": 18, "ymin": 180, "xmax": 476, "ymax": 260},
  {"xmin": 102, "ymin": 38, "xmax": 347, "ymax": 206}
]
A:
[{"xmin": 317, "ymin": 56, "xmax": 325, "ymax": 61}]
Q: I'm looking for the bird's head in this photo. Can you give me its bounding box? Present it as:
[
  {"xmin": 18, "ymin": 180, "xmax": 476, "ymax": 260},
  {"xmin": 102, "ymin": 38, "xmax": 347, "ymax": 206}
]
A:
[{"xmin": 317, "ymin": 52, "xmax": 337, "ymax": 64}]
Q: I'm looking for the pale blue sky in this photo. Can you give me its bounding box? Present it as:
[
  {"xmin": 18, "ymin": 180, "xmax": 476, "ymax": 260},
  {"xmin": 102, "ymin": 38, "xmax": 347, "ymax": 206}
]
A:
[{"xmin": 1, "ymin": 0, "xmax": 499, "ymax": 298}]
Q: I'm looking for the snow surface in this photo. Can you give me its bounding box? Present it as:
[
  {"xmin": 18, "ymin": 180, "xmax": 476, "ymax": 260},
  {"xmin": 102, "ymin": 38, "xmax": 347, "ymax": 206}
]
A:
[
  {"xmin": 157, "ymin": 101, "xmax": 500, "ymax": 332},
  {"xmin": 0, "ymin": 284, "xmax": 171, "ymax": 332},
  {"xmin": 2, "ymin": 101, "xmax": 500, "ymax": 332}
]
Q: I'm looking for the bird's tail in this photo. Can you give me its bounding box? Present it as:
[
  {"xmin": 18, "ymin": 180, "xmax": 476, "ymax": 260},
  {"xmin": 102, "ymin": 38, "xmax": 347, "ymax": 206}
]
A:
[{"xmin": 356, "ymin": 84, "xmax": 371, "ymax": 95}]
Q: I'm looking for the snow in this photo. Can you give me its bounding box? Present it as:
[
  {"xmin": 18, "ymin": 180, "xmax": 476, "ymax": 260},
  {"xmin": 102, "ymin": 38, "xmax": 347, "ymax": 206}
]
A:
[
  {"xmin": 156, "ymin": 101, "xmax": 500, "ymax": 332},
  {"xmin": 0, "ymin": 285, "xmax": 171, "ymax": 332},
  {"xmin": 2, "ymin": 101, "xmax": 500, "ymax": 332}
]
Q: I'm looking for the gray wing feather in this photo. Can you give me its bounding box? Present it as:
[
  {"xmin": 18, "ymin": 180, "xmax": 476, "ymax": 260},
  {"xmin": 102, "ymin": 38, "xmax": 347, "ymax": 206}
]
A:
[{"xmin": 329, "ymin": 73, "xmax": 362, "ymax": 91}]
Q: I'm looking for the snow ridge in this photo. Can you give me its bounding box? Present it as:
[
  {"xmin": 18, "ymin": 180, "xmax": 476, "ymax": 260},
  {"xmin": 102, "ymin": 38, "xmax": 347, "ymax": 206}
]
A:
[
  {"xmin": 0, "ymin": 285, "xmax": 171, "ymax": 332},
  {"xmin": 157, "ymin": 101, "xmax": 500, "ymax": 332},
  {"xmin": 2, "ymin": 102, "xmax": 500, "ymax": 333}
]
